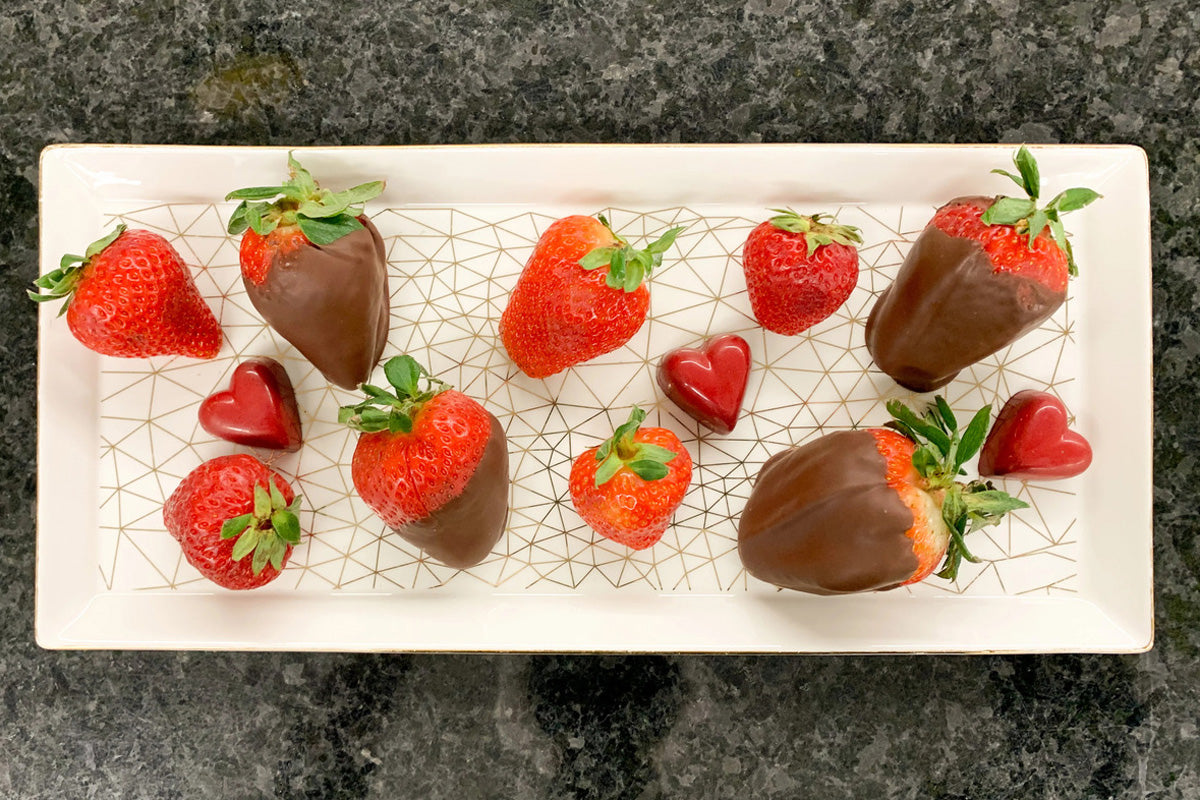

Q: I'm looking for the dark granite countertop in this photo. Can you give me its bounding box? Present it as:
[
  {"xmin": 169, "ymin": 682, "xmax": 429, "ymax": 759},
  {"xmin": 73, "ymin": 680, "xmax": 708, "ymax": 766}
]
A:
[{"xmin": 2, "ymin": 1, "xmax": 1198, "ymax": 797}]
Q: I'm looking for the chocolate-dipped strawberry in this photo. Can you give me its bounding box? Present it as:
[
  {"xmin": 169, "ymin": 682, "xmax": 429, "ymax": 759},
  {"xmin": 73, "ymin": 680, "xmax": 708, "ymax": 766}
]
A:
[
  {"xmin": 866, "ymin": 147, "xmax": 1100, "ymax": 392},
  {"xmin": 738, "ymin": 397, "xmax": 1026, "ymax": 594},
  {"xmin": 226, "ymin": 154, "xmax": 388, "ymax": 390},
  {"xmin": 340, "ymin": 355, "xmax": 509, "ymax": 569}
]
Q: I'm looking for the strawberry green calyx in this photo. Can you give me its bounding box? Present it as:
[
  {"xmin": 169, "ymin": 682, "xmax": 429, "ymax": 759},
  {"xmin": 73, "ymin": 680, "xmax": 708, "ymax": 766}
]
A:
[
  {"xmin": 885, "ymin": 396, "xmax": 1028, "ymax": 581},
  {"xmin": 578, "ymin": 215, "xmax": 686, "ymax": 293},
  {"xmin": 29, "ymin": 224, "xmax": 127, "ymax": 314},
  {"xmin": 979, "ymin": 145, "xmax": 1101, "ymax": 277},
  {"xmin": 593, "ymin": 406, "xmax": 678, "ymax": 486},
  {"xmin": 338, "ymin": 355, "xmax": 448, "ymax": 434},
  {"xmin": 225, "ymin": 152, "xmax": 384, "ymax": 246},
  {"xmin": 767, "ymin": 209, "xmax": 863, "ymax": 257},
  {"xmin": 220, "ymin": 479, "xmax": 302, "ymax": 575}
]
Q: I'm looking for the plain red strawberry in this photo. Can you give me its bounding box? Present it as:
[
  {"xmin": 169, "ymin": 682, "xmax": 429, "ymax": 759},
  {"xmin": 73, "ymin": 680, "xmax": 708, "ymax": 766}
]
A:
[
  {"xmin": 226, "ymin": 153, "xmax": 388, "ymax": 389},
  {"xmin": 500, "ymin": 214, "xmax": 684, "ymax": 378},
  {"xmin": 341, "ymin": 355, "xmax": 509, "ymax": 569},
  {"xmin": 738, "ymin": 397, "xmax": 1027, "ymax": 594},
  {"xmin": 742, "ymin": 210, "xmax": 862, "ymax": 335},
  {"xmin": 569, "ymin": 407, "xmax": 693, "ymax": 550},
  {"xmin": 30, "ymin": 224, "xmax": 221, "ymax": 358},
  {"xmin": 163, "ymin": 454, "xmax": 301, "ymax": 590}
]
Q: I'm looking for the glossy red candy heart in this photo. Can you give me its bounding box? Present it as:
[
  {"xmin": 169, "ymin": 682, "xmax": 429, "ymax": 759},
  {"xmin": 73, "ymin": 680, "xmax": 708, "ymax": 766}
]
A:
[
  {"xmin": 199, "ymin": 358, "xmax": 303, "ymax": 452},
  {"xmin": 977, "ymin": 390, "xmax": 1092, "ymax": 480},
  {"xmin": 656, "ymin": 334, "xmax": 751, "ymax": 435}
]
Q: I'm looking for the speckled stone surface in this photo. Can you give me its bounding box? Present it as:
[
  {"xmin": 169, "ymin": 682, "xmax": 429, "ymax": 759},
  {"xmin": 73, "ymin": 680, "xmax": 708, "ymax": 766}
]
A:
[{"xmin": 2, "ymin": 0, "xmax": 1198, "ymax": 797}]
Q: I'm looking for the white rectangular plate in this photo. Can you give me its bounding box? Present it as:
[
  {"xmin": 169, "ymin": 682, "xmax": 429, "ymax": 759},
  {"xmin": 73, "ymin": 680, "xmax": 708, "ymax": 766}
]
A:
[{"xmin": 36, "ymin": 143, "xmax": 1153, "ymax": 652}]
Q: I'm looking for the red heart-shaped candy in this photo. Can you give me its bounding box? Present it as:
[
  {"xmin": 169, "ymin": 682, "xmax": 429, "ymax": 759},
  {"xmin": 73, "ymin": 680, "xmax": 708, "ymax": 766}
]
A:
[
  {"xmin": 199, "ymin": 358, "xmax": 303, "ymax": 452},
  {"xmin": 656, "ymin": 334, "xmax": 751, "ymax": 434},
  {"xmin": 977, "ymin": 390, "xmax": 1092, "ymax": 480}
]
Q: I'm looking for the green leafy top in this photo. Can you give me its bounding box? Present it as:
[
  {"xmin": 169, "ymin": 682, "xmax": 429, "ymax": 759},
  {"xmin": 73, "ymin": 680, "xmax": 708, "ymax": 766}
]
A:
[
  {"xmin": 578, "ymin": 215, "xmax": 686, "ymax": 293},
  {"xmin": 885, "ymin": 396, "xmax": 1029, "ymax": 582},
  {"xmin": 225, "ymin": 152, "xmax": 385, "ymax": 246},
  {"xmin": 29, "ymin": 224, "xmax": 127, "ymax": 314},
  {"xmin": 592, "ymin": 406, "xmax": 679, "ymax": 487},
  {"xmin": 338, "ymin": 355, "xmax": 448, "ymax": 434},
  {"xmin": 220, "ymin": 478, "xmax": 303, "ymax": 575},
  {"xmin": 979, "ymin": 145, "xmax": 1102, "ymax": 277},
  {"xmin": 767, "ymin": 209, "xmax": 863, "ymax": 257}
]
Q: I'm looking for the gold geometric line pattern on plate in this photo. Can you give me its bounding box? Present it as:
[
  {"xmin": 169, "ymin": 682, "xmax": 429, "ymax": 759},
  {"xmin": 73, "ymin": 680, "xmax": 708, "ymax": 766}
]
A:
[{"xmin": 93, "ymin": 203, "xmax": 1080, "ymax": 596}]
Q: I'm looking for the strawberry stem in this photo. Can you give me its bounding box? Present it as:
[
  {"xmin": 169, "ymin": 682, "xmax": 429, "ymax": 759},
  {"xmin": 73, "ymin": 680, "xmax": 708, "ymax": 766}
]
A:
[
  {"xmin": 338, "ymin": 355, "xmax": 449, "ymax": 434},
  {"xmin": 885, "ymin": 396, "xmax": 1028, "ymax": 582},
  {"xmin": 766, "ymin": 209, "xmax": 863, "ymax": 258},
  {"xmin": 220, "ymin": 479, "xmax": 303, "ymax": 575},
  {"xmin": 225, "ymin": 152, "xmax": 384, "ymax": 246},
  {"xmin": 29, "ymin": 224, "xmax": 127, "ymax": 314},
  {"xmin": 979, "ymin": 146, "xmax": 1101, "ymax": 277},
  {"xmin": 578, "ymin": 215, "xmax": 686, "ymax": 293},
  {"xmin": 592, "ymin": 406, "xmax": 678, "ymax": 486}
]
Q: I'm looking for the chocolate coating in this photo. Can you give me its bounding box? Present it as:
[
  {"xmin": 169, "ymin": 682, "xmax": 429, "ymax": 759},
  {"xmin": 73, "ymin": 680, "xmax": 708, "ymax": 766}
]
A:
[
  {"xmin": 244, "ymin": 219, "xmax": 389, "ymax": 390},
  {"xmin": 394, "ymin": 413, "xmax": 510, "ymax": 569},
  {"xmin": 865, "ymin": 197, "xmax": 1066, "ymax": 393},
  {"xmin": 737, "ymin": 430, "xmax": 919, "ymax": 595}
]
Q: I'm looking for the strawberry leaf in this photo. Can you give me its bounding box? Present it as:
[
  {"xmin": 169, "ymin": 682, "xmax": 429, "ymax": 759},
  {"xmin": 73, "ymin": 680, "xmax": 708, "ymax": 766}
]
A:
[
  {"xmin": 272, "ymin": 508, "xmax": 301, "ymax": 544},
  {"xmin": 341, "ymin": 355, "xmax": 450, "ymax": 435},
  {"xmin": 628, "ymin": 460, "xmax": 669, "ymax": 481},
  {"xmin": 220, "ymin": 513, "xmax": 254, "ymax": 540},
  {"xmin": 981, "ymin": 148, "xmax": 1098, "ymax": 277},
  {"xmin": 912, "ymin": 447, "xmax": 938, "ymax": 478},
  {"xmin": 990, "ymin": 168, "xmax": 1027, "ymax": 193},
  {"xmin": 251, "ymin": 540, "xmax": 271, "ymax": 574},
  {"xmin": 288, "ymin": 151, "xmax": 318, "ymax": 196},
  {"xmin": 227, "ymin": 202, "xmax": 250, "ymax": 236},
  {"xmin": 589, "ymin": 406, "xmax": 679, "ymax": 487},
  {"xmin": 981, "ymin": 197, "xmax": 1036, "ymax": 226},
  {"xmin": 954, "ymin": 405, "xmax": 992, "ymax": 469},
  {"xmin": 594, "ymin": 452, "xmax": 624, "ymax": 486},
  {"xmin": 579, "ymin": 247, "xmax": 617, "ymax": 271},
  {"xmin": 579, "ymin": 221, "xmax": 684, "ymax": 293},
  {"xmin": 384, "ymin": 355, "xmax": 423, "ymax": 398},
  {"xmin": 340, "ymin": 181, "xmax": 386, "ymax": 205},
  {"xmin": 268, "ymin": 479, "xmax": 286, "ymax": 510},
  {"xmin": 247, "ymin": 207, "xmax": 280, "ymax": 236},
  {"xmin": 635, "ymin": 443, "xmax": 680, "ymax": 463},
  {"xmin": 268, "ymin": 539, "xmax": 286, "ymax": 571},
  {"xmin": 253, "ymin": 484, "xmax": 271, "ymax": 517},
  {"xmin": 1025, "ymin": 209, "xmax": 1050, "ymax": 247},
  {"xmin": 298, "ymin": 191, "xmax": 351, "ymax": 219},
  {"xmin": 232, "ymin": 527, "xmax": 261, "ymax": 561},
  {"xmin": 84, "ymin": 225, "xmax": 126, "ymax": 259},
  {"xmin": 622, "ymin": 258, "xmax": 644, "ymax": 293},
  {"xmin": 225, "ymin": 186, "xmax": 289, "ymax": 201},
  {"xmin": 963, "ymin": 489, "xmax": 1029, "ymax": 517},
  {"xmin": 646, "ymin": 226, "xmax": 685, "ymax": 255},
  {"xmin": 1014, "ymin": 145, "xmax": 1040, "ymax": 199},
  {"xmin": 297, "ymin": 214, "xmax": 363, "ymax": 245},
  {"xmin": 1049, "ymin": 187, "xmax": 1102, "ymax": 214},
  {"xmin": 608, "ymin": 249, "xmax": 628, "ymax": 290}
]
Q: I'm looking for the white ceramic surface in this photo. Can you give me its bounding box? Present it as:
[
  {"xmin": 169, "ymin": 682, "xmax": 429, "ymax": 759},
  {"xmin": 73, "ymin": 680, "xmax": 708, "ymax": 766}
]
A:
[{"xmin": 36, "ymin": 143, "xmax": 1152, "ymax": 652}]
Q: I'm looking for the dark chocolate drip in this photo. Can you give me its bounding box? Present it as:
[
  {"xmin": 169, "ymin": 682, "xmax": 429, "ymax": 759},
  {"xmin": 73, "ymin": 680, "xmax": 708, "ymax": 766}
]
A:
[
  {"xmin": 394, "ymin": 413, "xmax": 510, "ymax": 569},
  {"xmin": 737, "ymin": 430, "xmax": 919, "ymax": 595},
  {"xmin": 865, "ymin": 197, "xmax": 1066, "ymax": 393},
  {"xmin": 244, "ymin": 218, "xmax": 389, "ymax": 390}
]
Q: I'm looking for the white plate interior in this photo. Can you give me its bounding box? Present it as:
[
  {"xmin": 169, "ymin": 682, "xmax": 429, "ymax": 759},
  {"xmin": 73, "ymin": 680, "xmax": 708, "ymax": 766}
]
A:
[{"xmin": 36, "ymin": 144, "xmax": 1153, "ymax": 652}]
